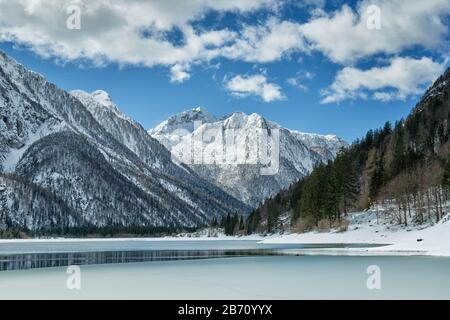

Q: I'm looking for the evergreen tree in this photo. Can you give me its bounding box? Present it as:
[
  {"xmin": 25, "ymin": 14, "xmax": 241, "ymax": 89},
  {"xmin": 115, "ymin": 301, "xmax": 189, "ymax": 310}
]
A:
[
  {"xmin": 266, "ymin": 200, "xmax": 278, "ymax": 233},
  {"xmin": 383, "ymin": 121, "xmax": 392, "ymax": 136},
  {"xmin": 239, "ymin": 216, "xmax": 245, "ymax": 231},
  {"xmin": 442, "ymin": 155, "xmax": 450, "ymax": 191},
  {"xmin": 392, "ymin": 125, "xmax": 405, "ymax": 175},
  {"xmin": 334, "ymin": 151, "xmax": 359, "ymax": 216},
  {"xmin": 210, "ymin": 217, "xmax": 218, "ymax": 228},
  {"xmin": 324, "ymin": 167, "xmax": 340, "ymax": 219},
  {"xmin": 369, "ymin": 155, "xmax": 384, "ymax": 202}
]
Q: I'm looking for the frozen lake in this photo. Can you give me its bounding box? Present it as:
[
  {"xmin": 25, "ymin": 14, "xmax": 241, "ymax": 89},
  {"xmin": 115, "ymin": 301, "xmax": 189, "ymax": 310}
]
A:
[
  {"xmin": 0, "ymin": 240, "xmax": 449, "ymax": 299},
  {"xmin": 0, "ymin": 239, "xmax": 381, "ymax": 254},
  {"xmin": 0, "ymin": 240, "xmax": 383, "ymax": 271}
]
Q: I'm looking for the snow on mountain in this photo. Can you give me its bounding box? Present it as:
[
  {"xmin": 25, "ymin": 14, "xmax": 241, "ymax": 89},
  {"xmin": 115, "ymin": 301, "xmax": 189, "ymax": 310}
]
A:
[
  {"xmin": 0, "ymin": 50, "xmax": 250, "ymax": 233},
  {"xmin": 150, "ymin": 108, "xmax": 348, "ymax": 207},
  {"xmin": 149, "ymin": 107, "xmax": 217, "ymax": 149},
  {"xmin": 290, "ymin": 131, "xmax": 347, "ymax": 160},
  {"xmin": 70, "ymin": 89, "xmax": 159, "ymax": 165}
]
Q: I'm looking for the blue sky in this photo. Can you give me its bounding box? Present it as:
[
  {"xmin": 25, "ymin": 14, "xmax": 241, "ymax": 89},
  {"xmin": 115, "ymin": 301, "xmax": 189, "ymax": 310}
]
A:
[{"xmin": 0, "ymin": 0, "xmax": 449, "ymax": 143}]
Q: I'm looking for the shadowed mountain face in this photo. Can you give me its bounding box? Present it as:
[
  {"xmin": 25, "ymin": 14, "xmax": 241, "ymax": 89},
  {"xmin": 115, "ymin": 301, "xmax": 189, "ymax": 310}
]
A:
[
  {"xmin": 150, "ymin": 108, "xmax": 347, "ymax": 207},
  {"xmin": 0, "ymin": 51, "xmax": 250, "ymax": 234}
]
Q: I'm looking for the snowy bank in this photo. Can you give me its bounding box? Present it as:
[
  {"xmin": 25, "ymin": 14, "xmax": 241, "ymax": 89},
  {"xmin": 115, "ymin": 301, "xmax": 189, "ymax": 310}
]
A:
[{"xmin": 260, "ymin": 211, "xmax": 450, "ymax": 257}]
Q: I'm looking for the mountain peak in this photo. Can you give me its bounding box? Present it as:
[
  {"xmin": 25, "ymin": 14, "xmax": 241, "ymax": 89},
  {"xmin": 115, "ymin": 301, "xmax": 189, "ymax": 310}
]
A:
[
  {"xmin": 149, "ymin": 107, "xmax": 217, "ymax": 137},
  {"xmin": 417, "ymin": 67, "xmax": 450, "ymax": 110},
  {"xmin": 183, "ymin": 107, "xmax": 216, "ymax": 121},
  {"xmin": 149, "ymin": 107, "xmax": 347, "ymax": 206},
  {"xmin": 91, "ymin": 90, "xmax": 113, "ymax": 106},
  {"xmin": 70, "ymin": 90, "xmax": 132, "ymax": 123},
  {"xmin": 0, "ymin": 49, "xmax": 45, "ymax": 84},
  {"xmin": 220, "ymin": 111, "xmax": 269, "ymax": 129}
]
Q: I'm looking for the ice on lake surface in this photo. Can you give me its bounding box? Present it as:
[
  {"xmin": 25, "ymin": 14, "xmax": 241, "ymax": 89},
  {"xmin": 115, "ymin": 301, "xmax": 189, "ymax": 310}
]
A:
[
  {"xmin": 0, "ymin": 240, "xmax": 385, "ymax": 271},
  {"xmin": 0, "ymin": 239, "xmax": 382, "ymax": 254},
  {"xmin": 1, "ymin": 255, "xmax": 450, "ymax": 299},
  {"xmin": 0, "ymin": 240, "xmax": 449, "ymax": 299}
]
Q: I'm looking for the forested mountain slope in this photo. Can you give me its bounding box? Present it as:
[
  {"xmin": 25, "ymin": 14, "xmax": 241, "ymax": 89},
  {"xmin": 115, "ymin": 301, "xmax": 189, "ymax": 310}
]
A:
[
  {"xmin": 0, "ymin": 50, "xmax": 249, "ymax": 236},
  {"xmin": 246, "ymin": 67, "xmax": 450, "ymax": 234}
]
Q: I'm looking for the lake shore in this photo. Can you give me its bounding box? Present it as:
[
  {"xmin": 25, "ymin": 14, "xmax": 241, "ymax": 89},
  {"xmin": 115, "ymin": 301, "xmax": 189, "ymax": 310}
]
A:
[
  {"xmin": 1, "ymin": 211, "xmax": 450, "ymax": 257},
  {"xmin": 260, "ymin": 211, "xmax": 450, "ymax": 257},
  {"xmin": 0, "ymin": 234, "xmax": 264, "ymax": 244}
]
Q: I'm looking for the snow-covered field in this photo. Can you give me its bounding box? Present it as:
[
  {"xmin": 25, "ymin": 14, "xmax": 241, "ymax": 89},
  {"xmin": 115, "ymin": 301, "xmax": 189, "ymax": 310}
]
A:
[{"xmin": 261, "ymin": 211, "xmax": 450, "ymax": 257}]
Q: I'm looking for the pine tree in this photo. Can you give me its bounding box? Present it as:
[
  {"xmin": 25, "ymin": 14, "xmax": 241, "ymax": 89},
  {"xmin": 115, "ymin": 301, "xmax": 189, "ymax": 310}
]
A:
[
  {"xmin": 266, "ymin": 201, "xmax": 278, "ymax": 233},
  {"xmin": 210, "ymin": 217, "xmax": 218, "ymax": 228},
  {"xmin": 369, "ymin": 155, "xmax": 384, "ymax": 202},
  {"xmin": 334, "ymin": 151, "xmax": 359, "ymax": 216},
  {"xmin": 325, "ymin": 167, "xmax": 340, "ymax": 220},
  {"xmin": 383, "ymin": 121, "xmax": 392, "ymax": 136},
  {"xmin": 239, "ymin": 216, "xmax": 244, "ymax": 231},
  {"xmin": 0, "ymin": 184, "xmax": 7, "ymax": 227},
  {"xmin": 392, "ymin": 125, "xmax": 405, "ymax": 175},
  {"xmin": 442, "ymin": 155, "xmax": 450, "ymax": 191}
]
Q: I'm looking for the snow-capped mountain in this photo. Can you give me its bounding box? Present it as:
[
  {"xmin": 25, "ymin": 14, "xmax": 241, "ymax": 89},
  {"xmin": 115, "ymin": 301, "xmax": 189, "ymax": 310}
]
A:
[
  {"xmin": 291, "ymin": 131, "xmax": 346, "ymax": 160},
  {"xmin": 150, "ymin": 109, "xmax": 348, "ymax": 207},
  {"xmin": 0, "ymin": 50, "xmax": 249, "ymax": 233},
  {"xmin": 149, "ymin": 107, "xmax": 217, "ymax": 149}
]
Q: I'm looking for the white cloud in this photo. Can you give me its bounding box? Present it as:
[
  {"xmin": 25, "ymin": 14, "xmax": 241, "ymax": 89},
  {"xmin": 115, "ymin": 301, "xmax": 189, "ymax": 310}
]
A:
[
  {"xmin": 0, "ymin": 0, "xmax": 448, "ymax": 88},
  {"xmin": 170, "ymin": 63, "xmax": 190, "ymax": 83},
  {"xmin": 222, "ymin": 18, "xmax": 307, "ymax": 63},
  {"xmin": 300, "ymin": 0, "xmax": 450, "ymax": 63},
  {"xmin": 321, "ymin": 56, "xmax": 444, "ymax": 104},
  {"xmin": 0, "ymin": 0, "xmax": 274, "ymax": 78},
  {"xmin": 287, "ymin": 77, "xmax": 308, "ymax": 91},
  {"xmin": 225, "ymin": 74, "xmax": 284, "ymax": 102},
  {"xmin": 0, "ymin": 2, "xmax": 307, "ymax": 81},
  {"xmin": 287, "ymin": 70, "xmax": 315, "ymax": 91}
]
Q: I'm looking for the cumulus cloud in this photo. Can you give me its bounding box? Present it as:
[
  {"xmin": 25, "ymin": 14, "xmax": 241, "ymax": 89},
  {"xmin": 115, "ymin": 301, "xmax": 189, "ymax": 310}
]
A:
[
  {"xmin": 0, "ymin": 0, "xmax": 448, "ymax": 89},
  {"xmin": 300, "ymin": 0, "xmax": 450, "ymax": 63},
  {"xmin": 170, "ymin": 63, "xmax": 191, "ymax": 83},
  {"xmin": 0, "ymin": 0, "xmax": 275, "ymax": 81},
  {"xmin": 222, "ymin": 18, "xmax": 307, "ymax": 63},
  {"xmin": 321, "ymin": 57, "xmax": 444, "ymax": 104},
  {"xmin": 225, "ymin": 74, "xmax": 284, "ymax": 102}
]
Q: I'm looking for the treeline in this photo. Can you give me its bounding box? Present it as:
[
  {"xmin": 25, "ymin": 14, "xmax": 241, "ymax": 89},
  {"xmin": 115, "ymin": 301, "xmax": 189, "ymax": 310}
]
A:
[
  {"xmin": 28, "ymin": 225, "xmax": 196, "ymax": 238},
  {"xmin": 211, "ymin": 214, "xmax": 246, "ymax": 236},
  {"xmin": 245, "ymin": 148, "xmax": 359, "ymax": 234},
  {"xmin": 0, "ymin": 228, "xmax": 29, "ymax": 239},
  {"xmin": 241, "ymin": 67, "xmax": 450, "ymax": 235},
  {"xmin": 0, "ymin": 223, "xmax": 197, "ymax": 239}
]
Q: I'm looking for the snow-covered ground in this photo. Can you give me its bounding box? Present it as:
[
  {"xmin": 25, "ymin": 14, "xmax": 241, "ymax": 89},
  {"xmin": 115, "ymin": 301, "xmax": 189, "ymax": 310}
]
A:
[{"xmin": 261, "ymin": 211, "xmax": 450, "ymax": 257}]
